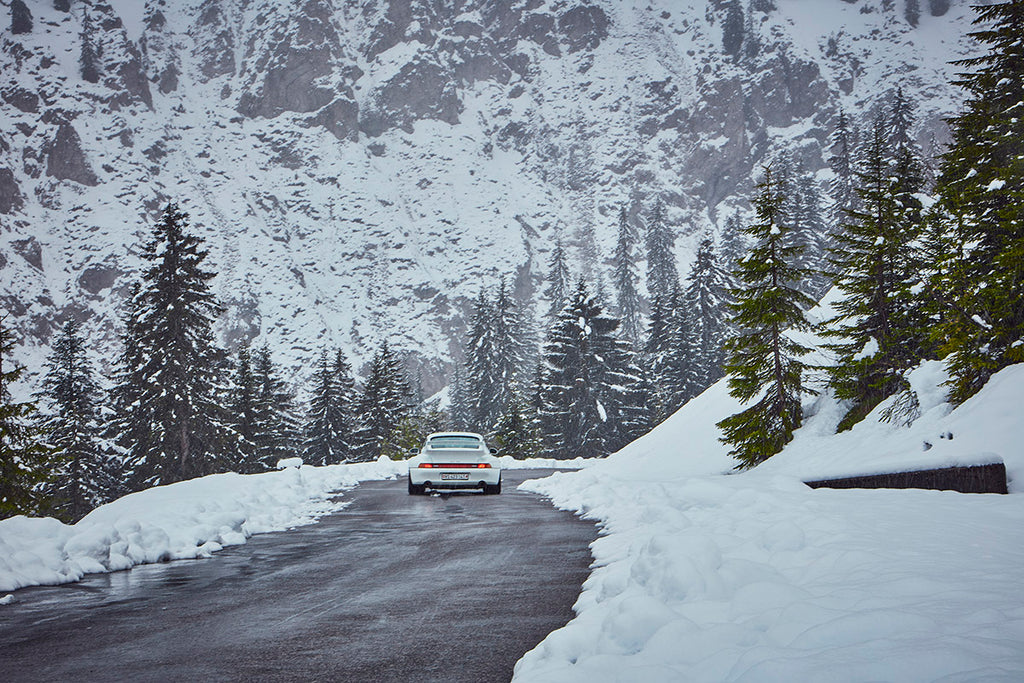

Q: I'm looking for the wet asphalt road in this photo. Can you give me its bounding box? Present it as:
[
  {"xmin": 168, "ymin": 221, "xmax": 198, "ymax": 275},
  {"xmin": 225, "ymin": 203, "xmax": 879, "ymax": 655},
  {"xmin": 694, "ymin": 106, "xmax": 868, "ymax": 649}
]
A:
[{"xmin": 0, "ymin": 470, "xmax": 595, "ymax": 682}]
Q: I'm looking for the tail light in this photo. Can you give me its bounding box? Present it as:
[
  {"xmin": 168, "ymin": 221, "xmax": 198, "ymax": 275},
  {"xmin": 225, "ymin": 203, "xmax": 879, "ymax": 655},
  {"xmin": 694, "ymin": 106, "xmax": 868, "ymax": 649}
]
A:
[{"xmin": 417, "ymin": 463, "xmax": 491, "ymax": 468}]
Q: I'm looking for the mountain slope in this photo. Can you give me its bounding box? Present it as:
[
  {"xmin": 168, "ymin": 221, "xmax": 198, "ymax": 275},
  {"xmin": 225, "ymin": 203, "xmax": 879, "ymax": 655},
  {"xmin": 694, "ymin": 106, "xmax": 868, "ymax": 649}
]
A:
[{"xmin": 0, "ymin": 0, "xmax": 979, "ymax": 388}]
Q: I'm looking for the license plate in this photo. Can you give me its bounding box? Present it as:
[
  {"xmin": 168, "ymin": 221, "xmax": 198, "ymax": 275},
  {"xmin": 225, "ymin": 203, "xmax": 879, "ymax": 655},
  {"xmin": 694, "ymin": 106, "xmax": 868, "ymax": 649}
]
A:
[{"xmin": 440, "ymin": 473, "xmax": 470, "ymax": 480}]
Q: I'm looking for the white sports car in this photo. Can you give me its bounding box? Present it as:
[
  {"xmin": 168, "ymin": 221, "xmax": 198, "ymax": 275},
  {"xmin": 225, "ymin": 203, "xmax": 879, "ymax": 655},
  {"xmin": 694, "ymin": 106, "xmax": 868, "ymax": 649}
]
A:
[{"xmin": 408, "ymin": 432, "xmax": 502, "ymax": 495}]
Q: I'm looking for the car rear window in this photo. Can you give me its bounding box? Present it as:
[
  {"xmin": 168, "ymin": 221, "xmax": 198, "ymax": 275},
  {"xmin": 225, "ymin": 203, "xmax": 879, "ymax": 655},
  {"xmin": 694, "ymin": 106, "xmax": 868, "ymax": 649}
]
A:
[{"xmin": 428, "ymin": 436, "xmax": 483, "ymax": 449}]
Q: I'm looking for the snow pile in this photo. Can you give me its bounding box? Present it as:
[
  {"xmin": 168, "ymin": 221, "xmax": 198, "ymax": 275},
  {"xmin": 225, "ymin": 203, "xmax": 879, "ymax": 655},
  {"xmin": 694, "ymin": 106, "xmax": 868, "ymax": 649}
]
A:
[
  {"xmin": 0, "ymin": 457, "xmax": 406, "ymax": 593},
  {"xmin": 499, "ymin": 456, "xmax": 594, "ymax": 470},
  {"xmin": 514, "ymin": 364, "xmax": 1024, "ymax": 681}
]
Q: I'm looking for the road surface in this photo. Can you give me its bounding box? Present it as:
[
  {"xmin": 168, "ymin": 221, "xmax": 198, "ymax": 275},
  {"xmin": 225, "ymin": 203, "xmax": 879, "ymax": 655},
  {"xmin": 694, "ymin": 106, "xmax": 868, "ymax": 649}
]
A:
[{"xmin": 0, "ymin": 469, "xmax": 595, "ymax": 682}]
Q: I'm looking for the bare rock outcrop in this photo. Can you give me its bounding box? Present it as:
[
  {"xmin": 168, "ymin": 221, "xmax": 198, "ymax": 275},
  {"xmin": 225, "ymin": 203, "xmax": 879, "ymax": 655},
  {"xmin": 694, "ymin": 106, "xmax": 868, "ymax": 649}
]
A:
[{"xmin": 45, "ymin": 124, "xmax": 99, "ymax": 186}]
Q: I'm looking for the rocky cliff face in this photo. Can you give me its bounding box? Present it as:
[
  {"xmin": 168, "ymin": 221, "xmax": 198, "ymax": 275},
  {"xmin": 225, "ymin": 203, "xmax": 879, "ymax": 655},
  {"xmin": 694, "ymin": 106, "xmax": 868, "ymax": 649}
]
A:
[{"xmin": 0, "ymin": 0, "xmax": 977, "ymax": 392}]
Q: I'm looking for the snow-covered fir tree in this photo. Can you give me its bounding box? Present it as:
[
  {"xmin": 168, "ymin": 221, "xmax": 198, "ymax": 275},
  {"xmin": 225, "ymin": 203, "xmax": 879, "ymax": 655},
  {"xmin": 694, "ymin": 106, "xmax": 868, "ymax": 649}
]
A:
[
  {"xmin": 646, "ymin": 198, "xmax": 680, "ymax": 305},
  {"xmin": 37, "ymin": 320, "xmax": 115, "ymax": 521},
  {"xmin": 493, "ymin": 391, "xmax": 542, "ymax": 460},
  {"xmin": 539, "ymin": 279, "xmax": 650, "ymax": 458},
  {"xmin": 719, "ymin": 210, "xmax": 748, "ymax": 276},
  {"xmin": 461, "ymin": 279, "xmax": 530, "ymax": 433},
  {"xmin": 251, "ymin": 344, "xmax": 302, "ymax": 468},
  {"xmin": 645, "ymin": 284, "xmax": 698, "ymax": 420},
  {"xmin": 114, "ymin": 204, "xmax": 232, "ymax": 489},
  {"xmin": 228, "ymin": 346, "xmax": 259, "ymax": 471},
  {"xmin": 573, "ymin": 211, "xmax": 600, "ymax": 286},
  {"xmin": 447, "ymin": 363, "xmax": 473, "ymax": 430},
  {"xmin": 683, "ymin": 236, "xmax": 734, "ymax": 389},
  {"xmin": 0, "ymin": 314, "xmax": 50, "ymax": 519},
  {"xmin": 79, "ymin": 7, "xmax": 100, "ymax": 84},
  {"xmin": 928, "ymin": 1, "xmax": 1024, "ymax": 404},
  {"xmin": 352, "ymin": 341, "xmax": 413, "ymax": 461},
  {"xmin": 717, "ymin": 167, "xmax": 816, "ymax": 468},
  {"xmin": 492, "ymin": 277, "xmax": 530, "ymax": 413},
  {"xmin": 107, "ymin": 282, "xmax": 147, "ymax": 481},
  {"xmin": 302, "ymin": 348, "xmax": 355, "ymax": 465},
  {"xmin": 464, "ymin": 289, "xmax": 501, "ymax": 432},
  {"xmin": 826, "ymin": 114, "xmax": 928, "ymax": 431},
  {"xmin": 828, "ymin": 108, "xmax": 858, "ymax": 232},
  {"xmin": 612, "ymin": 205, "xmax": 643, "ymax": 346},
  {"xmin": 786, "ymin": 166, "xmax": 831, "ymax": 299},
  {"xmin": 544, "ymin": 236, "xmax": 571, "ymax": 324}
]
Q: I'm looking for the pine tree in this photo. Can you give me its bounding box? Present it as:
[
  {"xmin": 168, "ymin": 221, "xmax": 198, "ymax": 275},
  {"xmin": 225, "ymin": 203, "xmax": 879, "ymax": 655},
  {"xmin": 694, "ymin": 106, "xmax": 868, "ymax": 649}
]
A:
[
  {"xmin": 645, "ymin": 286, "xmax": 691, "ymax": 421},
  {"xmin": 683, "ymin": 236, "xmax": 734, "ymax": 390},
  {"xmin": 227, "ymin": 347, "xmax": 260, "ymax": 472},
  {"xmin": 0, "ymin": 315, "xmax": 51, "ymax": 518},
  {"xmin": 828, "ymin": 108, "xmax": 858, "ymax": 234},
  {"xmin": 573, "ymin": 212, "xmax": 600, "ymax": 285},
  {"xmin": 447, "ymin": 363, "xmax": 473, "ymax": 430},
  {"xmin": 786, "ymin": 167, "xmax": 831, "ymax": 299},
  {"xmin": 302, "ymin": 349, "xmax": 353, "ymax": 466},
  {"xmin": 544, "ymin": 236, "xmax": 571, "ymax": 323},
  {"xmin": 464, "ymin": 290, "xmax": 501, "ymax": 432},
  {"xmin": 251, "ymin": 344, "xmax": 302, "ymax": 467},
  {"xmin": 646, "ymin": 198, "xmax": 679, "ymax": 305},
  {"xmin": 825, "ymin": 114, "xmax": 928, "ymax": 430},
  {"xmin": 493, "ymin": 392, "xmax": 542, "ymax": 460},
  {"xmin": 612, "ymin": 205, "xmax": 643, "ymax": 346},
  {"xmin": 719, "ymin": 210, "xmax": 748, "ymax": 277},
  {"xmin": 107, "ymin": 282, "xmax": 147, "ymax": 484},
  {"xmin": 492, "ymin": 277, "xmax": 529, "ymax": 414},
  {"xmin": 114, "ymin": 203, "xmax": 229, "ymax": 489},
  {"xmin": 539, "ymin": 280, "xmax": 650, "ymax": 458},
  {"xmin": 80, "ymin": 8, "xmax": 100, "ymax": 83},
  {"xmin": 929, "ymin": 1, "xmax": 1024, "ymax": 404},
  {"xmin": 352, "ymin": 341, "xmax": 413, "ymax": 461},
  {"xmin": 717, "ymin": 168, "xmax": 816, "ymax": 468},
  {"xmin": 37, "ymin": 321, "xmax": 114, "ymax": 521}
]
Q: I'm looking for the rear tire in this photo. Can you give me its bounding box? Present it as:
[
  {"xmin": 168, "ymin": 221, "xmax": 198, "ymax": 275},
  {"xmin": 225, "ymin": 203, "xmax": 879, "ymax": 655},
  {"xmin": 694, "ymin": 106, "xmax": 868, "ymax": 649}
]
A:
[
  {"xmin": 484, "ymin": 479, "xmax": 502, "ymax": 495},
  {"xmin": 408, "ymin": 477, "xmax": 425, "ymax": 495}
]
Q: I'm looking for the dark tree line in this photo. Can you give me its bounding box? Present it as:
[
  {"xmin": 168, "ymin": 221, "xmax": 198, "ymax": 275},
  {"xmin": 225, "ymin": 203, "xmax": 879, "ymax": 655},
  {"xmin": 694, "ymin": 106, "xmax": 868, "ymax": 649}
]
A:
[{"xmin": 0, "ymin": 204, "xmax": 425, "ymax": 522}]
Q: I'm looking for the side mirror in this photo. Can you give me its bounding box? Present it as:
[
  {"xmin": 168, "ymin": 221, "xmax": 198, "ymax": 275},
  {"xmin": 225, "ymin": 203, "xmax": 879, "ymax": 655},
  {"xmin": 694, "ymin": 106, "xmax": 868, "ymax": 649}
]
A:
[
  {"xmin": 409, "ymin": 447, "xmax": 420, "ymax": 455},
  {"xmin": 490, "ymin": 447, "xmax": 501, "ymax": 456}
]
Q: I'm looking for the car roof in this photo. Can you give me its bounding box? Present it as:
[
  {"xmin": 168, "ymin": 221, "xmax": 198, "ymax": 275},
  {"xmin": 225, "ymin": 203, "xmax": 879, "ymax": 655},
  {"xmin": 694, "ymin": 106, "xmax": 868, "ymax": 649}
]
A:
[{"xmin": 426, "ymin": 431, "xmax": 485, "ymax": 440}]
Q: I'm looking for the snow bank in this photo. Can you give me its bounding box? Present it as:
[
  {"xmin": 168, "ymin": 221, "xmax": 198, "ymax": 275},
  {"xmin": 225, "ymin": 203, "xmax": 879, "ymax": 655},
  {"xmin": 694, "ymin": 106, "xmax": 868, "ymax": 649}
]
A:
[
  {"xmin": 515, "ymin": 363, "xmax": 1024, "ymax": 681},
  {"xmin": 758, "ymin": 361, "xmax": 1024, "ymax": 484},
  {"xmin": 0, "ymin": 457, "xmax": 406, "ymax": 593},
  {"xmin": 499, "ymin": 456, "xmax": 594, "ymax": 470}
]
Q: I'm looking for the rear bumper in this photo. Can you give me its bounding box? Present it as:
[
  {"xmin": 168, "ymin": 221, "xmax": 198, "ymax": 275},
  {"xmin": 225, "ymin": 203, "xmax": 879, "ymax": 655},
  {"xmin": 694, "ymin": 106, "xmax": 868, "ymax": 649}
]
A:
[{"xmin": 409, "ymin": 468, "xmax": 501, "ymax": 487}]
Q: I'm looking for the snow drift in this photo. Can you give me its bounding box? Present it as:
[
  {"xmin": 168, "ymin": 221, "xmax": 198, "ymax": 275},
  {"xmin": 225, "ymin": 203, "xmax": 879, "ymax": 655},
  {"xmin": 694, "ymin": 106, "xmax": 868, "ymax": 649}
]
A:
[{"xmin": 514, "ymin": 363, "xmax": 1024, "ymax": 681}]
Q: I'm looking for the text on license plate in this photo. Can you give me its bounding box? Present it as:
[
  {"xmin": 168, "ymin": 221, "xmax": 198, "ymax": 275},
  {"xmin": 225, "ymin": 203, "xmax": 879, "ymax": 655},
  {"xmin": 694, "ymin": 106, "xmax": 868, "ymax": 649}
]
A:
[{"xmin": 440, "ymin": 473, "xmax": 470, "ymax": 480}]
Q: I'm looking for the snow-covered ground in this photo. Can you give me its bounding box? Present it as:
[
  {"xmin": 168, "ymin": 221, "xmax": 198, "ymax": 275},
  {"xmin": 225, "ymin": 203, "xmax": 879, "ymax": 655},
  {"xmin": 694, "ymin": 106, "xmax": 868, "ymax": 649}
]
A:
[
  {"xmin": 513, "ymin": 364, "xmax": 1024, "ymax": 682},
  {"xmin": 0, "ymin": 456, "xmax": 585, "ymax": 595},
  {"xmin": 0, "ymin": 457, "xmax": 404, "ymax": 593}
]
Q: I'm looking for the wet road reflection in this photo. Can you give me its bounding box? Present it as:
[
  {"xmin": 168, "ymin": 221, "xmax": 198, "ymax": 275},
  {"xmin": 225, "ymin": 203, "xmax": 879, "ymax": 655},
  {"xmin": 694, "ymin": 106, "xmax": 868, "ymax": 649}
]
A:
[{"xmin": 0, "ymin": 470, "xmax": 595, "ymax": 683}]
